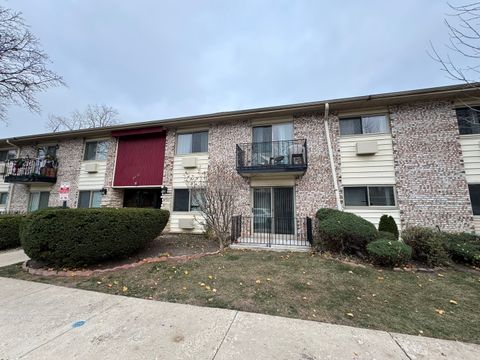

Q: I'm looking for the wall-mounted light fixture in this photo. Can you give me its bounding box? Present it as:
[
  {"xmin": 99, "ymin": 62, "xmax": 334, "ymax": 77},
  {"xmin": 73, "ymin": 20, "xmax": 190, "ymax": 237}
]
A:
[
  {"xmin": 101, "ymin": 188, "xmax": 108, "ymax": 195},
  {"xmin": 161, "ymin": 186, "xmax": 168, "ymax": 195}
]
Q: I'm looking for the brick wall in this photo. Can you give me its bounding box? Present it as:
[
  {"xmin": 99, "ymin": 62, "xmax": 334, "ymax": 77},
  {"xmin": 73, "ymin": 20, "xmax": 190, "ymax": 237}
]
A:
[
  {"xmin": 390, "ymin": 101, "xmax": 474, "ymax": 232},
  {"xmin": 101, "ymin": 137, "xmax": 124, "ymax": 207}
]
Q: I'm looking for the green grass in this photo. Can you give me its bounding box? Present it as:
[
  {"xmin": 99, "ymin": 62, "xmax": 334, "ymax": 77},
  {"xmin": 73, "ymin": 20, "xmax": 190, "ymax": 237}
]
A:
[{"xmin": 1, "ymin": 250, "xmax": 479, "ymax": 343}]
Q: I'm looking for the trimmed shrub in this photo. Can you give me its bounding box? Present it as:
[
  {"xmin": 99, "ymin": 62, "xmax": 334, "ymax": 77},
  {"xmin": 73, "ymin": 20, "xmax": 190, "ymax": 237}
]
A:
[
  {"xmin": 378, "ymin": 231, "xmax": 397, "ymax": 241},
  {"xmin": 378, "ymin": 215, "xmax": 399, "ymax": 239},
  {"xmin": 367, "ymin": 239, "xmax": 412, "ymax": 267},
  {"xmin": 315, "ymin": 208, "xmax": 378, "ymax": 253},
  {"xmin": 443, "ymin": 232, "xmax": 480, "ymax": 266},
  {"xmin": 402, "ymin": 226, "xmax": 449, "ymax": 267},
  {"xmin": 0, "ymin": 214, "xmax": 24, "ymax": 250},
  {"xmin": 21, "ymin": 208, "xmax": 169, "ymax": 268}
]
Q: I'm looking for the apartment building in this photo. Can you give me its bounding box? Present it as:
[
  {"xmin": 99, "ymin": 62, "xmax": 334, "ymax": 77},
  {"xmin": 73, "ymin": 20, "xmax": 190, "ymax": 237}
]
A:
[{"xmin": 1, "ymin": 84, "xmax": 480, "ymax": 247}]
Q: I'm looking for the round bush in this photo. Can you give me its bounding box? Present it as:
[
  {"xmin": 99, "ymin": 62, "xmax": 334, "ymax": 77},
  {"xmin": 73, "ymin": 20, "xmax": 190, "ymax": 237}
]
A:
[
  {"xmin": 378, "ymin": 215, "xmax": 399, "ymax": 240},
  {"xmin": 315, "ymin": 208, "xmax": 378, "ymax": 253},
  {"xmin": 367, "ymin": 239, "xmax": 412, "ymax": 267},
  {"xmin": 21, "ymin": 208, "xmax": 170, "ymax": 268},
  {"xmin": 0, "ymin": 214, "xmax": 24, "ymax": 250},
  {"xmin": 443, "ymin": 232, "xmax": 480, "ymax": 266},
  {"xmin": 401, "ymin": 226, "xmax": 449, "ymax": 267}
]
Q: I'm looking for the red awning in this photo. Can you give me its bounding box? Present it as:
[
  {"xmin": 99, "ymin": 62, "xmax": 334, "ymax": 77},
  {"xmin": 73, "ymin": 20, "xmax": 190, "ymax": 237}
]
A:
[{"xmin": 113, "ymin": 130, "xmax": 166, "ymax": 187}]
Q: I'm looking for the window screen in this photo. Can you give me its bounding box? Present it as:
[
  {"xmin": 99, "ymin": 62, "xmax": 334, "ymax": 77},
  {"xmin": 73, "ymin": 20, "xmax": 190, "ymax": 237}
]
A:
[
  {"xmin": 173, "ymin": 189, "xmax": 190, "ymax": 211},
  {"xmin": 344, "ymin": 187, "xmax": 368, "ymax": 206}
]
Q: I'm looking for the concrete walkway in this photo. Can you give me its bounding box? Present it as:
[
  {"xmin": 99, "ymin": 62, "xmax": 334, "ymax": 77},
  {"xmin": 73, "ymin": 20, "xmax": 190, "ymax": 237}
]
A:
[
  {"xmin": 0, "ymin": 277, "xmax": 478, "ymax": 359},
  {"xmin": 0, "ymin": 248, "xmax": 28, "ymax": 267}
]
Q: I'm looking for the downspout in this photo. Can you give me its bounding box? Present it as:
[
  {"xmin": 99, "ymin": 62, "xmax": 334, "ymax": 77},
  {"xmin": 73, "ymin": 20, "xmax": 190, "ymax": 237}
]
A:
[
  {"xmin": 5, "ymin": 139, "xmax": 18, "ymax": 213},
  {"xmin": 323, "ymin": 103, "xmax": 342, "ymax": 210}
]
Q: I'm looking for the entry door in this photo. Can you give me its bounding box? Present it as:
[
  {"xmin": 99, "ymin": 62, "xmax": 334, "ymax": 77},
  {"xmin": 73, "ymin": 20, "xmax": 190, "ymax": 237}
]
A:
[
  {"xmin": 123, "ymin": 189, "xmax": 162, "ymax": 208},
  {"xmin": 252, "ymin": 187, "xmax": 294, "ymax": 234}
]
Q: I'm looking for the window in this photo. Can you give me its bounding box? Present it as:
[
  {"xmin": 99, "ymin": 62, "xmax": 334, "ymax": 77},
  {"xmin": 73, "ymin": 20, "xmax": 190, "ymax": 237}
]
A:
[
  {"xmin": 0, "ymin": 149, "xmax": 16, "ymax": 162},
  {"xmin": 0, "ymin": 192, "xmax": 8, "ymax": 205},
  {"xmin": 468, "ymin": 184, "xmax": 480, "ymax": 215},
  {"xmin": 78, "ymin": 190, "xmax": 103, "ymax": 208},
  {"xmin": 456, "ymin": 107, "xmax": 480, "ymax": 135},
  {"xmin": 176, "ymin": 131, "xmax": 208, "ymax": 154},
  {"xmin": 37, "ymin": 145, "xmax": 57, "ymax": 159},
  {"xmin": 344, "ymin": 186, "xmax": 396, "ymax": 207},
  {"xmin": 173, "ymin": 189, "xmax": 204, "ymax": 212},
  {"xmin": 339, "ymin": 115, "xmax": 389, "ymax": 136},
  {"xmin": 29, "ymin": 192, "xmax": 50, "ymax": 212},
  {"xmin": 84, "ymin": 141, "xmax": 108, "ymax": 161}
]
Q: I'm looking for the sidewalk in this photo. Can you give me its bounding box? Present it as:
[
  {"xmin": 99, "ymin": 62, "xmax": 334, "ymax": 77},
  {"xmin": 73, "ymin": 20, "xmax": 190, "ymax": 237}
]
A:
[{"xmin": 0, "ymin": 277, "xmax": 478, "ymax": 359}]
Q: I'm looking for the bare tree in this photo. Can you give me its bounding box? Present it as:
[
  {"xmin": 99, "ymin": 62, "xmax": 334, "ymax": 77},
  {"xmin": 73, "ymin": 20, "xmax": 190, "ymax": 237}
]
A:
[
  {"xmin": 430, "ymin": 2, "xmax": 480, "ymax": 83},
  {"xmin": 0, "ymin": 6, "xmax": 64, "ymax": 123},
  {"xmin": 185, "ymin": 162, "xmax": 243, "ymax": 250},
  {"xmin": 46, "ymin": 104, "xmax": 120, "ymax": 132}
]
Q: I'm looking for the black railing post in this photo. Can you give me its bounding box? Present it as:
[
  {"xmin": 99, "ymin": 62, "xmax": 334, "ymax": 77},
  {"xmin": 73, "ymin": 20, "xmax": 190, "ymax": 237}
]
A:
[{"xmin": 306, "ymin": 217, "xmax": 313, "ymax": 245}]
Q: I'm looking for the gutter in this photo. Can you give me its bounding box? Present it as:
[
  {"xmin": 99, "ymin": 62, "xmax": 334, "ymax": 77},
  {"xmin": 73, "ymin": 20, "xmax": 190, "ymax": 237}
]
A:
[{"xmin": 323, "ymin": 103, "xmax": 342, "ymax": 210}]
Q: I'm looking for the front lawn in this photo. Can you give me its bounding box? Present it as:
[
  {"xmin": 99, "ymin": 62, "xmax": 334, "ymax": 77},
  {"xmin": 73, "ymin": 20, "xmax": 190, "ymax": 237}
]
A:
[{"xmin": 1, "ymin": 250, "xmax": 479, "ymax": 344}]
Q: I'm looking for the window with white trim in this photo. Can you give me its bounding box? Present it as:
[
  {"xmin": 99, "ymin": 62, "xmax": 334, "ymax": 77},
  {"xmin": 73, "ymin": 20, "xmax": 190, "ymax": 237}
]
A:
[
  {"xmin": 456, "ymin": 107, "xmax": 480, "ymax": 135},
  {"xmin": 344, "ymin": 186, "xmax": 396, "ymax": 207},
  {"xmin": 176, "ymin": 131, "xmax": 208, "ymax": 154},
  {"xmin": 173, "ymin": 189, "xmax": 205, "ymax": 212},
  {"xmin": 28, "ymin": 192, "xmax": 50, "ymax": 212},
  {"xmin": 0, "ymin": 149, "xmax": 16, "ymax": 162},
  {"xmin": 84, "ymin": 141, "xmax": 108, "ymax": 161},
  {"xmin": 339, "ymin": 115, "xmax": 389, "ymax": 136},
  {"xmin": 0, "ymin": 192, "xmax": 8, "ymax": 205},
  {"xmin": 78, "ymin": 190, "xmax": 103, "ymax": 208}
]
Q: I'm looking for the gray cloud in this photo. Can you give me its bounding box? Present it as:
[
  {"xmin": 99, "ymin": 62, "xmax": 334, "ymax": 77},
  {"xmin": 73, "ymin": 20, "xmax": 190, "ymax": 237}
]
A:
[{"xmin": 1, "ymin": 0, "xmax": 456, "ymax": 138}]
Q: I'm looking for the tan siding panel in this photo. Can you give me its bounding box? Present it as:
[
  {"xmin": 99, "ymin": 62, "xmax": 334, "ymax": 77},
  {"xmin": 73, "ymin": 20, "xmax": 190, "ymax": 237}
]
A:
[
  {"xmin": 169, "ymin": 213, "xmax": 205, "ymax": 233},
  {"xmin": 78, "ymin": 161, "xmax": 107, "ymax": 190},
  {"xmin": 172, "ymin": 154, "xmax": 209, "ymax": 188},
  {"xmin": 474, "ymin": 216, "xmax": 480, "ymax": 234},
  {"xmin": 339, "ymin": 134, "xmax": 396, "ymax": 186},
  {"xmin": 460, "ymin": 136, "xmax": 480, "ymax": 183},
  {"xmin": 344, "ymin": 208, "xmax": 401, "ymax": 230}
]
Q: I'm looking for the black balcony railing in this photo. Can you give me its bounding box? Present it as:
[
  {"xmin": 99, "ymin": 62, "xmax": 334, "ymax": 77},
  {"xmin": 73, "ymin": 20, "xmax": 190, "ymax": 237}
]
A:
[
  {"xmin": 3, "ymin": 157, "xmax": 58, "ymax": 184},
  {"xmin": 231, "ymin": 215, "xmax": 313, "ymax": 247},
  {"xmin": 236, "ymin": 139, "xmax": 307, "ymax": 175}
]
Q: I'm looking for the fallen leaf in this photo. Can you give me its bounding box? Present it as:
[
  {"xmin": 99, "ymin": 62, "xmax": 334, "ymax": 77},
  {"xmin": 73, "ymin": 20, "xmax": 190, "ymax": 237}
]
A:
[
  {"xmin": 346, "ymin": 313, "xmax": 354, "ymax": 318},
  {"xmin": 372, "ymin": 294, "xmax": 376, "ymax": 297},
  {"xmin": 208, "ymin": 275, "xmax": 213, "ymax": 279},
  {"xmin": 212, "ymin": 288, "xmax": 217, "ymax": 293},
  {"xmin": 267, "ymin": 278, "xmax": 272, "ymax": 281},
  {"xmin": 205, "ymin": 285, "xmax": 211, "ymax": 290},
  {"xmin": 449, "ymin": 300, "xmax": 458, "ymax": 305},
  {"xmin": 435, "ymin": 309, "xmax": 445, "ymax": 315},
  {"xmin": 348, "ymin": 271, "xmax": 353, "ymax": 274},
  {"xmin": 122, "ymin": 286, "xmax": 128, "ymax": 292},
  {"xmin": 182, "ymin": 287, "xmax": 187, "ymax": 290},
  {"xmin": 437, "ymin": 274, "xmax": 445, "ymax": 277},
  {"xmin": 184, "ymin": 271, "xmax": 189, "ymax": 275},
  {"xmin": 200, "ymin": 283, "xmax": 205, "ymax": 287},
  {"xmin": 113, "ymin": 280, "xmax": 119, "ymax": 285},
  {"xmin": 302, "ymin": 296, "xmax": 307, "ymax": 300},
  {"xmin": 107, "ymin": 283, "xmax": 113, "ymax": 288},
  {"xmin": 96, "ymin": 281, "xmax": 102, "ymax": 285},
  {"xmin": 419, "ymin": 330, "xmax": 424, "ymax": 334},
  {"xmin": 255, "ymin": 279, "xmax": 261, "ymax": 284},
  {"xmin": 377, "ymin": 277, "xmax": 384, "ymax": 280}
]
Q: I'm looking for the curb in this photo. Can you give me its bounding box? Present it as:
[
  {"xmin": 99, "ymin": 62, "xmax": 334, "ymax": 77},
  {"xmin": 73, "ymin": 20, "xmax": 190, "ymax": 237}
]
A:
[{"xmin": 22, "ymin": 250, "xmax": 221, "ymax": 277}]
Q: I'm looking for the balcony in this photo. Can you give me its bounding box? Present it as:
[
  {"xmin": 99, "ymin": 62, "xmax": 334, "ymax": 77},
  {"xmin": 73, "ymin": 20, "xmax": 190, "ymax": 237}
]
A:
[
  {"xmin": 3, "ymin": 157, "xmax": 58, "ymax": 184},
  {"xmin": 236, "ymin": 139, "xmax": 308, "ymax": 176}
]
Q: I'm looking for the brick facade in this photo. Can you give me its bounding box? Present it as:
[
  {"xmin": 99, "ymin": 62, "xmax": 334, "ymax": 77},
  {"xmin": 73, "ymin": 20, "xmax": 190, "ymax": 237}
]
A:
[{"xmin": 390, "ymin": 101, "xmax": 474, "ymax": 232}]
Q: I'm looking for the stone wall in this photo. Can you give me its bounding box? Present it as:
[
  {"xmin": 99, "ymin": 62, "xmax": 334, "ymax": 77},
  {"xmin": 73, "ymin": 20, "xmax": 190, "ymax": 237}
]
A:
[
  {"xmin": 390, "ymin": 101, "xmax": 474, "ymax": 232},
  {"xmin": 101, "ymin": 137, "xmax": 123, "ymax": 208}
]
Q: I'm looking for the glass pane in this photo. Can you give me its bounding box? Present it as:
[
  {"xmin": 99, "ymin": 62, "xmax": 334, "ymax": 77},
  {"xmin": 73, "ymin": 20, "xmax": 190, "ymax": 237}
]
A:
[
  {"xmin": 469, "ymin": 184, "xmax": 480, "ymax": 215},
  {"xmin": 0, "ymin": 150, "xmax": 16, "ymax": 161},
  {"xmin": 91, "ymin": 191, "xmax": 103, "ymax": 208},
  {"xmin": 344, "ymin": 187, "xmax": 368, "ymax": 206},
  {"xmin": 78, "ymin": 191, "xmax": 91, "ymax": 208},
  {"xmin": 0, "ymin": 193, "xmax": 7, "ymax": 205},
  {"xmin": 29, "ymin": 193, "xmax": 40, "ymax": 212},
  {"xmin": 272, "ymin": 123, "xmax": 293, "ymax": 141},
  {"xmin": 177, "ymin": 134, "xmax": 192, "ymax": 154},
  {"xmin": 39, "ymin": 192, "xmax": 50, "ymax": 209},
  {"xmin": 0, "ymin": 151, "xmax": 6, "ymax": 162},
  {"xmin": 456, "ymin": 107, "xmax": 480, "ymax": 135},
  {"xmin": 192, "ymin": 132, "xmax": 208, "ymax": 153},
  {"xmin": 253, "ymin": 188, "xmax": 272, "ymax": 233},
  {"xmin": 362, "ymin": 115, "xmax": 389, "ymax": 134},
  {"xmin": 7, "ymin": 149, "xmax": 16, "ymax": 160},
  {"xmin": 96, "ymin": 141, "xmax": 108, "ymax": 160},
  {"xmin": 252, "ymin": 127, "xmax": 272, "ymax": 166},
  {"xmin": 369, "ymin": 186, "xmax": 395, "ymax": 206},
  {"xmin": 173, "ymin": 189, "xmax": 190, "ymax": 211},
  {"xmin": 273, "ymin": 187, "xmax": 294, "ymax": 234},
  {"xmin": 37, "ymin": 147, "xmax": 47, "ymax": 159},
  {"xmin": 190, "ymin": 189, "xmax": 204, "ymax": 211},
  {"xmin": 340, "ymin": 118, "xmax": 362, "ymax": 135},
  {"xmin": 47, "ymin": 146, "xmax": 57, "ymax": 158},
  {"xmin": 84, "ymin": 142, "xmax": 97, "ymax": 160}
]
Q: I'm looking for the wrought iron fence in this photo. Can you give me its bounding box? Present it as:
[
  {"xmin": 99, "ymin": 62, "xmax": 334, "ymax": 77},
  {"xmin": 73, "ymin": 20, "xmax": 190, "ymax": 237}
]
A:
[
  {"xmin": 231, "ymin": 215, "xmax": 313, "ymax": 247},
  {"xmin": 3, "ymin": 157, "xmax": 58, "ymax": 182},
  {"xmin": 236, "ymin": 139, "xmax": 307, "ymax": 172}
]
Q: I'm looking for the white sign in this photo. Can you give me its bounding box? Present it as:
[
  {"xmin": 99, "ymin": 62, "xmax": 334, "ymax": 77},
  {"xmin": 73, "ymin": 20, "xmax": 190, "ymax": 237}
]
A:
[{"xmin": 59, "ymin": 182, "xmax": 70, "ymax": 202}]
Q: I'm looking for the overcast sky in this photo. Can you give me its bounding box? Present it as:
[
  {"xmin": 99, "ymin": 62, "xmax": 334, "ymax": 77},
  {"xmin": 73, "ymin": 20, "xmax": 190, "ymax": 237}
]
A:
[{"xmin": 0, "ymin": 0, "xmax": 462, "ymax": 138}]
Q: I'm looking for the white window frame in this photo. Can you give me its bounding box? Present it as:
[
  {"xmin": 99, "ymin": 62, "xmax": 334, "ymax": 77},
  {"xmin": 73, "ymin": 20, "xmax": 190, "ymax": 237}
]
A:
[
  {"xmin": 83, "ymin": 140, "xmax": 108, "ymax": 161},
  {"xmin": 78, "ymin": 190, "xmax": 103, "ymax": 208},
  {"xmin": 172, "ymin": 188, "xmax": 204, "ymax": 212},
  {"xmin": 0, "ymin": 192, "xmax": 8, "ymax": 205},
  {"xmin": 343, "ymin": 185, "xmax": 397, "ymax": 208},
  {"xmin": 339, "ymin": 114, "xmax": 390, "ymax": 137},
  {"xmin": 175, "ymin": 131, "xmax": 209, "ymax": 155}
]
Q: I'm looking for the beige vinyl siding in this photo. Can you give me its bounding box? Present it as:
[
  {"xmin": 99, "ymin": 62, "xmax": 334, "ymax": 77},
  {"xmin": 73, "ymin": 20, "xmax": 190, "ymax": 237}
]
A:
[
  {"xmin": 170, "ymin": 154, "xmax": 209, "ymax": 232},
  {"xmin": 78, "ymin": 161, "xmax": 107, "ymax": 190},
  {"xmin": 344, "ymin": 208, "xmax": 401, "ymax": 230},
  {"xmin": 459, "ymin": 135, "xmax": 480, "ymax": 183},
  {"xmin": 474, "ymin": 216, "xmax": 480, "ymax": 234},
  {"xmin": 339, "ymin": 134, "xmax": 396, "ymax": 185}
]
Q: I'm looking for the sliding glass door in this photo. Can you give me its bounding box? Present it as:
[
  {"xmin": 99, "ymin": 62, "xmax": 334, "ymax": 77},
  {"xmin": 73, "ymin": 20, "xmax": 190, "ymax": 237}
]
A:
[
  {"xmin": 252, "ymin": 123, "xmax": 293, "ymax": 166},
  {"xmin": 252, "ymin": 187, "xmax": 294, "ymax": 235}
]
